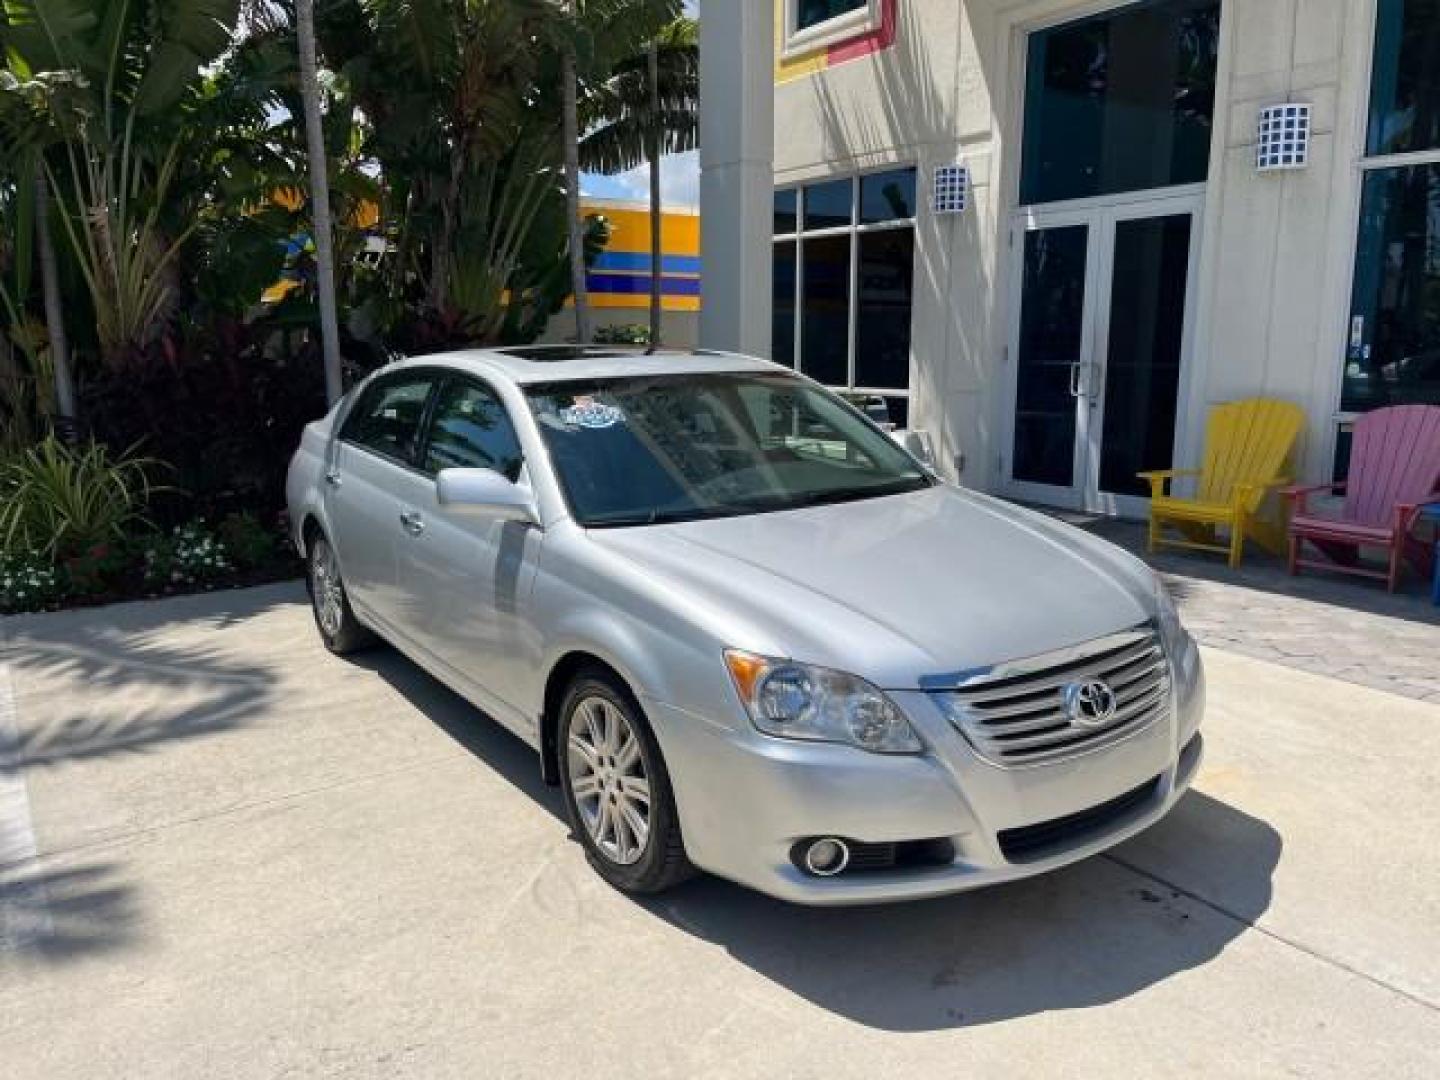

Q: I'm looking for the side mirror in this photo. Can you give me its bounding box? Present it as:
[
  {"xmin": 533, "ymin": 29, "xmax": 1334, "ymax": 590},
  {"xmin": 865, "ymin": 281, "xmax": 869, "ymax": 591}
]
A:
[{"xmin": 436, "ymin": 468, "xmax": 540, "ymax": 525}]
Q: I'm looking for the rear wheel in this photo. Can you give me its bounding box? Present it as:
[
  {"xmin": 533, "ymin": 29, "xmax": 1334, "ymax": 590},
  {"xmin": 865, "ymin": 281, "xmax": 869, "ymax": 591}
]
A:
[
  {"xmin": 307, "ymin": 534, "xmax": 373, "ymax": 655},
  {"xmin": 559, "ymin": 671, "xmax": 693, "ymax": 894}
]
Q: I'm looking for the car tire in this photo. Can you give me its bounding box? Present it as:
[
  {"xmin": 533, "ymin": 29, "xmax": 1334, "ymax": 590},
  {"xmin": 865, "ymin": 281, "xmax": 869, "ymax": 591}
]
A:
[
  {"xmin": 306, "ymin": 533, "xmax": 374, "ymax": 656},
  {"xmin": 558, "ymin": 670, "xmax": 694, "ymax": 895}
]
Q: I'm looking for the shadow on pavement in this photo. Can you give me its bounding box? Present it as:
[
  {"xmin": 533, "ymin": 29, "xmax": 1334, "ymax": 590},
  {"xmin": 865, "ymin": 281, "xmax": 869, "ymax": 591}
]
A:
[
  {"xmin": 640, "ymin": 791, "xmax": 1280, "ymax": 1031},
  {"xmin": 0, "ymin": 861, "xmax": 140, "ymax": 963},
  {"xmin": 350, "ymin": 642, "xmax": 1281, "ymax": 1032},
  {"xmin": 0, "ymin": 585, "xmax": 295, "ymax": 773},
  {"xmin": 350, "ymin": 646, "xmax": 567, "ymax": 823}
]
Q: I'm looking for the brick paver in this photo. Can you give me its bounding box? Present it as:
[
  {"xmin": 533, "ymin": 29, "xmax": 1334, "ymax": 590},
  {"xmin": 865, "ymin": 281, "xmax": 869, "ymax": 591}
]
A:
[{"xmin": 1062, "ymin": 516, "xmax": 1440, "ymax": 704}]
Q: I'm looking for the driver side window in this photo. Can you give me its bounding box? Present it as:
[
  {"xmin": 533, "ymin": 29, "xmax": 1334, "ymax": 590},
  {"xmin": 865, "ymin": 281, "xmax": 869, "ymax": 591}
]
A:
[{"xmin": 421, "ymin": 379, "xmax": 524, "ymax": 482}]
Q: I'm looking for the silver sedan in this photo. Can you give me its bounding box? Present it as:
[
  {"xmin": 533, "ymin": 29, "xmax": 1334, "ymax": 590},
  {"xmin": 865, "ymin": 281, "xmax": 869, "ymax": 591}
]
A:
[{"xmin": 286, "ymin": 347, "xmax": 1204, "ymax": 905}]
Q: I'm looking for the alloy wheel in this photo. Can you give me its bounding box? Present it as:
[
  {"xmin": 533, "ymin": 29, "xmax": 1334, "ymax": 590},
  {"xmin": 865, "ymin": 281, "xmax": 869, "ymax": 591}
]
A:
[
  {"xmin": 310, "ymin": 539, "xmax": 345, "ymax": 638},
  {"xmin": 566, "ymin": 695, "xmax": 651, "ymax": 865}
]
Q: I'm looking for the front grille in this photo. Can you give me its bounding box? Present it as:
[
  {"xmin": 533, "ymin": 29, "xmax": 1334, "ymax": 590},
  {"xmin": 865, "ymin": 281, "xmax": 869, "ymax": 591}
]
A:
[
  {"xmin": 997, "ymin": 776, "xmax": 1161, "ymax": 862},
  {"xmin": 939, "ymin": 626, "xmax": 1170, "ymax": 768}
]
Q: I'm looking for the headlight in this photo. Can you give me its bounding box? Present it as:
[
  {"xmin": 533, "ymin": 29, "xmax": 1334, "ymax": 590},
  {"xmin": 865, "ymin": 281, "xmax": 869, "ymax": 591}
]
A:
[{"xmin": 724, "ymin": 650, "xmax": 923, "ymax": 754}]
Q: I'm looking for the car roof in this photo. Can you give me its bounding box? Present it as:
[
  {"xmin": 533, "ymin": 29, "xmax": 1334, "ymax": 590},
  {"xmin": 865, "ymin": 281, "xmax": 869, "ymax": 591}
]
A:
[{"xmin": 380, "ymin": 346, "xmax": 787, "ymax": 387}]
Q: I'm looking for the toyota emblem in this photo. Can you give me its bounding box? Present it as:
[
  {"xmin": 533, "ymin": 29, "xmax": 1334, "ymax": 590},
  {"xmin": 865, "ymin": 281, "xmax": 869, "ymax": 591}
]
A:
[{"xmin": 1063, "ymin": 680, "xmax": 1117, "ymax": 728}]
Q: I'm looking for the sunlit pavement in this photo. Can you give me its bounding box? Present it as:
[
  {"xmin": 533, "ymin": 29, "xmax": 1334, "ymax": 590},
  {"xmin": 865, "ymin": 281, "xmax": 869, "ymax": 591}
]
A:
[{"xmin": 2, "ymin": 582, "xmax": 1438, "ymax": 1078}]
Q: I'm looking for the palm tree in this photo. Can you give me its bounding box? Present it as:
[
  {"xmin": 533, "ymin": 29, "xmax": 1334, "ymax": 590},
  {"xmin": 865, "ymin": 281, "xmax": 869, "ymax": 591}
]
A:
[
  {"xmin": 0, "ymin": 0, "xmax": 248, "ymax": 365},
  {"xmin": 295, "ymin": 0, "xmax": 344, "ymax": 405},
  {"xmin": 581, "ymin": 17, "xmax": 697, "ymax": 348},
  {"xmin": 561, "ymin": 0, "xmax": 680, "ymax": 344},
  {"xmin": 33, "ymin": 157, "xmax": 74, "ymax": 432}
]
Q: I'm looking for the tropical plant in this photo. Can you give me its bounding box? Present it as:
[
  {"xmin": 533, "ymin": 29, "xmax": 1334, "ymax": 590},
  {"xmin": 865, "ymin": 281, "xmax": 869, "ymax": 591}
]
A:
[
  {"xmin": 0, "ymin": 437, "xmax": 164, "ymax": 559},
  {"xmin": 559, "ymin": 0, "xmax": 682, "ymax": 343},
  {"xmin": 0, "ymin": 0, "xmax": 248, "ymax": 365},
  {"xmin": 582, "ymin": 15, "xmax": 698, "ymax": 348}
]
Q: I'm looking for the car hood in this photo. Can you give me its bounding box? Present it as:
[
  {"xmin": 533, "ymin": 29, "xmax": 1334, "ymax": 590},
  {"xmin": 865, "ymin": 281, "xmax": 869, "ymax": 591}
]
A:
[{"xmin": 586, "ymin": 484, "xmax": 1156, "ymax": 689}]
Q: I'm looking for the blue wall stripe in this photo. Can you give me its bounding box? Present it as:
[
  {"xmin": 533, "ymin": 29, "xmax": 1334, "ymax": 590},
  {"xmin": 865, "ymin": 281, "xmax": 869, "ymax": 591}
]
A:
[
  {"xmin": 593, "ymin": 252, "xmax": 703, "ymax": 275},
  {"xmin": 587, "ymin": 273, "xmax": 703, "ymax": 297}
]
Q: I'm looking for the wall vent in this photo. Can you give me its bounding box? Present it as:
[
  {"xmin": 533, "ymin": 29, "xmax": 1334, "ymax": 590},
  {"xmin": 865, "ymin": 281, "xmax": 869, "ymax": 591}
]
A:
[
  {"xmin": 933, "ymin": 163, "xmax": 970, "ymax": 214},
  {"xmin": 1256, "ymin": 103, "xmax": 1311, "ymax": 172}
]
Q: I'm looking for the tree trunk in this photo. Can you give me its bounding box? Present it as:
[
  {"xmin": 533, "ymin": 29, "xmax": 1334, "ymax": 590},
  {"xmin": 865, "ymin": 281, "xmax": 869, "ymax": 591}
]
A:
[
  {"xmin": 296, "ymin": 0, "xmax": 345, "ymax": 406},
  {"xmin": 563, "ymin": 39, "xmax": 592, "ymax": 344},
  {"xmin": 34, "ymin": 159, "xmax": 77, "ymax": 436},
  {"xmin": 647, "ymin": 39, "xmax": 663, "ymax": 352}
]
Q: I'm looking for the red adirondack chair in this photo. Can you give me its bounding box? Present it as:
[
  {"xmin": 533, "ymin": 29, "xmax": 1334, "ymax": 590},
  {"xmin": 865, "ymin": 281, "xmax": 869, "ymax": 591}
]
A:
[{"xmin": 1284, "ymin": 404, "xmax": 1440, "ymax": 591}]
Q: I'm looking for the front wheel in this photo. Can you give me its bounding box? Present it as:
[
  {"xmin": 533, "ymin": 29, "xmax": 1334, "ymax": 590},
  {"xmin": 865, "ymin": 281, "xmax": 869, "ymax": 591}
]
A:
[
  {"xmin": 307, "ymin": 534, "xmax": 373, "ymax": 655},
  {"xmin": 559, "ymin": 671, "xmax": 694, "ymax": 895}
]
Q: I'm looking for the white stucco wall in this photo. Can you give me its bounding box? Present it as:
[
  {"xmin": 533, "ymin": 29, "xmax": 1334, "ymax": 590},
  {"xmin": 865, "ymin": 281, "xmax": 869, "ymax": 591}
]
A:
[{"xmin": 771, "ymin": 0, "xmax": 1379, "ymax": 492}]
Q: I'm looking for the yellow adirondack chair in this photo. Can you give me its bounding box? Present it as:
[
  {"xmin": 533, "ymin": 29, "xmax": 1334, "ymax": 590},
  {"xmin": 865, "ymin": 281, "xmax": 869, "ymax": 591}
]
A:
[{"xmin": 1139, "ymin": 398, "xmax": 1305, "ymax": 568}]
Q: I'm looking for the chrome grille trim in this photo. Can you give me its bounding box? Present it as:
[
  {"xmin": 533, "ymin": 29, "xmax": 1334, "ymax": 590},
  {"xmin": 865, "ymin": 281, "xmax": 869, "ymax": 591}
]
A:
[{"xmin": 936, "ymin": 625, "xmax": 1171, "ymax": 769}]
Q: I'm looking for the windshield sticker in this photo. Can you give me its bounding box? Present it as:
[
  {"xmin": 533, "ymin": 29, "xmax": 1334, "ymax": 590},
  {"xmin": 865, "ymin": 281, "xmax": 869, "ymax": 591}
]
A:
[{"xmin": 560, "ymin": 400, "xmax": 626, "ymax": 429}]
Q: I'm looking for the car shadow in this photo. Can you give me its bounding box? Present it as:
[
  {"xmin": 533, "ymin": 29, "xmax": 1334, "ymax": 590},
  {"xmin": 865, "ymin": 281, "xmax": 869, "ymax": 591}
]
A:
[
  {"xmin": 348, "ymin": 643, "xmax": 1281, "ymax": 1032},
  {"xmin": 638, "ymin": 791, "xmax": 1280, "ymax": 1031}
]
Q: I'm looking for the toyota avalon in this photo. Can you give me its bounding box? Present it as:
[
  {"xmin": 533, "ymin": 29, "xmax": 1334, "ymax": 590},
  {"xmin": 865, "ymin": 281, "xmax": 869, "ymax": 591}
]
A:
[{"xmin": 286, "ymin": 347, "xmax": 1204, "ymax": 904}]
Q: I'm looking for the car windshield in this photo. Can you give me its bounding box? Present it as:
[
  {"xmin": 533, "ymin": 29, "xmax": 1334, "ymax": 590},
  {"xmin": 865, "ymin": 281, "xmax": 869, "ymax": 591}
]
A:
[{"xmin": 525, "ymin": 372, "xmax": 932, "ymax": 527}]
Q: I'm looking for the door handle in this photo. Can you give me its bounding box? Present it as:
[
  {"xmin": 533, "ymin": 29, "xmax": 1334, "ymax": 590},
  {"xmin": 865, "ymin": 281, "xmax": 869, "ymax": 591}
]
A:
[
  {"xmin": 399, "ymin": 511, "xmax": 425, "ymax": 536},
  {"xmin": 324, "ymin": 468, "xmax": 342, "ymax": 487},
  {"xmin": 1069, "ymin": 362, "xmax": 1083, "ymax": 398}
]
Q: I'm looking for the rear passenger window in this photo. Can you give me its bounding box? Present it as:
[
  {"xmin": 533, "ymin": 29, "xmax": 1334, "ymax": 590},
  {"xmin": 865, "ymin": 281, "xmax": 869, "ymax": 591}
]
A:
[
  {"xmin": 422, "ymin": 380, "xmax": 524, "ymax": 481},
  {"xmin": 342, "ymin": 377, "xmax": 434, "ymax": 464}
]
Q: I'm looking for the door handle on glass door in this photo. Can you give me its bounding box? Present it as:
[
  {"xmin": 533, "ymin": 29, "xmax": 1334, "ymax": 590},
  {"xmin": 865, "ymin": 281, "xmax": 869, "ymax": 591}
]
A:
[
  {"xmin": 1069, "ymin": 362, "xmax": 1083, "ymax": 398},
  {"xmin": 399, "ymin": 511, "xmax": 425, "ymax": 536}
]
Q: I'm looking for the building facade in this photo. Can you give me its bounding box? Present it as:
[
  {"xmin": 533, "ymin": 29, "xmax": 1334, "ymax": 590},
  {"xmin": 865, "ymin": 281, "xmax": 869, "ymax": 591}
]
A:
[
  {"xmin": 744, "ymin": 0, "xmax": 1440, "ymax": 516},
  {"xmin": 544, "ymin": 199, "xmax": 703, "ymax": 347}
]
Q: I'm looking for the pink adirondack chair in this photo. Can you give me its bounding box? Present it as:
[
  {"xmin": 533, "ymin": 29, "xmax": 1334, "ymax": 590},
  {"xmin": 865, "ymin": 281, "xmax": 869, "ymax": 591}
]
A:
[{"xmin": 1284, "ymin": 404, "xmax": 1440, "ymax": 591}]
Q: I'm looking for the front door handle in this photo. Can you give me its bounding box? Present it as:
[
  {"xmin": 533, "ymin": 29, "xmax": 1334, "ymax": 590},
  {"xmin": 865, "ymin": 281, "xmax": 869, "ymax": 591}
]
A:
[{"xmin": 399, "ymin": 510, "xmax": 425, "ymax": 536}]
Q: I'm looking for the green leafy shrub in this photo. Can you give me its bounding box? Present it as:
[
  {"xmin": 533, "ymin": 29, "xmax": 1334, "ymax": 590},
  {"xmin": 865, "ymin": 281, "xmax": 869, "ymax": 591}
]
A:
[
  {"xmin": 62, "ymin": 541, "xmax": 132, "ymax": 598},
  {"xmin": 0, "ymin": 439, "xmax": 164, "ymax": 560},
  {"xmin": 0, "ymin": 552, "xmax": 65, "ymax": 614},
  {"xmin": 216, "ymin": 512, "xmax": 282, "ymax": 571},
  {"xmin": 593, "ymin": 323, "xmax": 652, "ymax": 346},
  {"xmin": 142, "ymin": 523, "xmax": 233, "ymax": 591}
]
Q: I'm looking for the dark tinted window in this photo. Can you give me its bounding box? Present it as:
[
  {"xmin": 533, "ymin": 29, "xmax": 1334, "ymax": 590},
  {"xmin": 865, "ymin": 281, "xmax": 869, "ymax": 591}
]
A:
[
  {"xmin": 797, "ymin": 0, "xmax": 867, "ymax": 32},
  {"xmin": 423, "ymin": 380, "xmax": 524, "ymax": 481},
  {"xmin": 1345, "ymin": 164, "xmax": 1440, "ymax": 411},
  {"xmin": 774, "ymin": 188, "xmax": 799, "ymax": 235},
  {"xmin": 1369, "ymin": 0, "xmax": 1440, "ymax": 156},
  {"xmin": 773, "ymin": 240, "xmax": 797, "ymax": 368},
  {"xmin": 1020, "ymin": 0, "xmax": 1220, "ymax": 205},
  {"xmin": 855, "ymin": 229, "xmax": 914, "ymax": 390},
  {"xmin": 804, "ymin": 178, "xmax": 852, "ymax": 230},
  {"xmin": 860, "ymin": 168, "xmax": 917, "ymax": 223},
  {"xmin": 801, "ymin": 234, "xmax": 851, "ymax": 385},
  {"xmin": 342, "ymin": 376, "xmax": 434, "ymax": 464}
]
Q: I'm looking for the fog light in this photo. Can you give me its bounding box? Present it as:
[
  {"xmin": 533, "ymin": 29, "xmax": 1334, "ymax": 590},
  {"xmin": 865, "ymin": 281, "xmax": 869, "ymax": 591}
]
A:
[{"xmin": 803, "ymin": 837, "xmax": 850, "ymax": 877}]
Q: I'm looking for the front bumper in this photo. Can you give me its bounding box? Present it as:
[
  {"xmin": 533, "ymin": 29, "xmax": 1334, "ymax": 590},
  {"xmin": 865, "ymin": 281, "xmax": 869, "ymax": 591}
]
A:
[{"xmin": 649, "ymin": 646, "xmax": 1205, "ymax": 906}]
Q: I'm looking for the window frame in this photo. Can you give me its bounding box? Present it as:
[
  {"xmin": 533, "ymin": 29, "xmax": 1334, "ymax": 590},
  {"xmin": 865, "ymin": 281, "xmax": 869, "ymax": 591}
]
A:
[
  {"xmin": 1335, "ymin": 0, "xmax": 1440, "ymax": 463},
  {"xmin": 773, "ymin": 167, "xmax": 918, "ymax": 412},
  {"xmin": 780, "ymin": 0, "xmax": 882, "ymax": 60},
  {"xmin": 338, "ymin": 368, "xmax": 444, "ymax": 475},
  {"xmin": 415, "ymin": 373, "xmax": 527, "ymax": 482}
]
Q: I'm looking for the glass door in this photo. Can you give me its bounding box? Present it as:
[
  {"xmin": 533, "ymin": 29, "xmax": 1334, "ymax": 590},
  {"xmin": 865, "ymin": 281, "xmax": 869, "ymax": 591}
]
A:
[
  {"xmin": 1005, "ymin": 213, "xmax": 1100, "ymax": 510},
  {"xmin": 1088, "ymin": 199, "xmax": 1199, "ymax": 517},
  {"xmin": 1004, "ymin": 194, "xmax": 1199, "ymax": 516}
]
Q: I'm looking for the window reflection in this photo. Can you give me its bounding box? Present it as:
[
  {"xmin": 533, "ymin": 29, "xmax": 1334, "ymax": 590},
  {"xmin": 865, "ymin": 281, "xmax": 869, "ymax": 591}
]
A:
[
  {"xmin": 1346, "ymin": 165, "xmax": 1440, "ymax": 411},
  {"xmin": 1020, "ymin": 0, "xmax": 1220, "ymax": 206}
]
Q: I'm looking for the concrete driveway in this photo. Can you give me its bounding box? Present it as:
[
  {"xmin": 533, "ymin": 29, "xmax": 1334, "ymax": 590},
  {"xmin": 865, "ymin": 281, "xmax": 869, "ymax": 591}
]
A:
[{"xmin": 2, "ymin": 582, "xmax": 1437, "ymax": 1078}]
